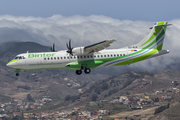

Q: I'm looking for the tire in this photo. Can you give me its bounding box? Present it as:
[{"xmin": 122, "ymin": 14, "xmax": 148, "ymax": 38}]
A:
[
  {"xmin": 84, "ymin": 68, "xmax": 91, "ymax": 74},
  {"xmin": 16, "ymin": 73, "xmax": 19, "ymax": 76},
  {"xmin": 76, "ymin": 70, "xmax": 82, "ymax": 75}
]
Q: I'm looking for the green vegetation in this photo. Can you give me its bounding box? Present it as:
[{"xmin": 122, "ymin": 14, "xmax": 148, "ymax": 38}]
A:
[
  {"xmin": 91, "ymin": 94, "xmax": 98, "ymax": 101},
  {"xmin": 64, "ymin": 95, "xmax": 80, "ymax": 102},
  {"xmin": 17, "ymin": 85, "xmax": 31, "ymax": 90},
  {"xmin": 154, "ymin": 103, "xmax": 170, "ymax": 114},
  {"xmin": 27, "ymin": 94, "xmax": 34, "ymax": 102}
]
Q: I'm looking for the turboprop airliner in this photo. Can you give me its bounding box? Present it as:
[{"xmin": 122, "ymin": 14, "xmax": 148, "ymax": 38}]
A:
[{"xmin": 6, "ymin": 21, "xmax": 172, "ymax": 76}]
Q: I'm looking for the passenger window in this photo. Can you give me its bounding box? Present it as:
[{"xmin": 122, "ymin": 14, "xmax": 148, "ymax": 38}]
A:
[
  {"xmin": 97, "ymin": 55, "xmax": 99, "ymax": 58},
  {"xmin": 81, "ymin": 56, "xmax": 83, "ymax": 59},
  {"xmin": 44, "ymin": 58, "xmax": 46, "ymax": 60},
  {"xmin": 61, "ymin": 57, "xmax": 63, "ymax": 59},
  {"xmin": 57, "ymin": 57, "xmax": 59, "ymax": 59},
  {"xmin": 91, "ymin": 55, "xmax": 93, "ymax": 58},
  {"xmin": 64, "ymin": 57, "xmax": 66, "ymax": 59},
  {"xmin": 94, "ymin": 55, "xmax": 96, "ymax": 58},
  {"xmin": 71, "ymin": 57, "xmax": 73, "ymax": 59},
  {"xmin": 107, "ymin": 55, "xmax": 109, "ymax": 57},
  {"xmin": 77, "ymin": 56, "xmax": 79, "ymax": 59},
  {"xmin": 114, "ymin": 54, "xmax": 116, "ymax": 57},
  {"xmin": 104, "ymin": 55, "xmax": 106, "ymax": 57},
  {"xmin": 67, "ymin": 57, "xmax": 69, "ymax": 59},
  {"xmin": 54, "ymin": 57, "xmax": 56, "ymax": 60},
  {"xmin": 111, "ymin": 55, "xmax": 113, "ymax": 57},
  {"xmin": 48, "ymin": 58, "xmax": 50, "ymax": 60},
  {"xmin": 87, "ymin": 56, "xmax": 89, "ymax": 58},
  {"xmin": 120, "ymin": 54, "xmax": 122, "ymax": 56},
  {"xmin": 74, "ymin": 56, "xmax": 76, "ymax": 59},
  {"xmin": 84, "ymin": 56, "xmax": 86, "ymax": 58},
  {"xmin": 51, "ymin": 57, "xmax": 53, "ymax": 60},
  {"xmin": 117, "ymin": 54, "xmax": 119, "ymax": 56},
  {"xmin": 101, "ymin": 55, "xmax": 103, "ymax": 57},
  {"xmin": 123, "ymin": 54, "xmax": 125, "ymax": 56}
]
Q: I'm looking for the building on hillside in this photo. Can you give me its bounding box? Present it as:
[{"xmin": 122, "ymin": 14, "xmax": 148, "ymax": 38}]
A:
[
  {"xmin": 153, "ymin": 102, "xmax": 161, "ymax": 106},
  {"xmin": 76, "ymin": 113, "xmax": 84, "ymax": 120},
  {"xmin": 13, "ymin": 112, "xmax": 20, "ymax": 116},
  {"xmin": 100, "ymin": 100, "xmax": 108, "ymax": 103}
]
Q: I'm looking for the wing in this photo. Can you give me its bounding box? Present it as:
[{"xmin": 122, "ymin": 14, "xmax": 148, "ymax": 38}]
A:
[{"xmin": 84, "ymin": 39, "xmax": 116, "ymax": 53}]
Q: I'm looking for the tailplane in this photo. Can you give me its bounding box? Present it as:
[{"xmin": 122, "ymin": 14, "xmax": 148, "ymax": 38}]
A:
[{"xmin": 128, "ymin": 22, "xmax": 172, "ymax": 51}]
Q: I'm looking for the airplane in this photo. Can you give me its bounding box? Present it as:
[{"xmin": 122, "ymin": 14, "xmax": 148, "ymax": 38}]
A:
[{"xmin": 6, "ymin": 21, "xmax": 172, "ymax": 76}]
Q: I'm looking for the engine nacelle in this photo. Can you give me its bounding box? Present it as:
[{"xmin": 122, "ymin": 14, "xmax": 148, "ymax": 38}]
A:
[{"xmin": 72, "ymin": 47, "xmax": 89, "ymax": 55}]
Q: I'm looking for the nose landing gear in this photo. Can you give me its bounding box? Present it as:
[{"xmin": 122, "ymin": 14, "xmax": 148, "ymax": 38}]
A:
[
  {"xmin": 15, "ymin": 69, "xmax": 20, "ymax": 76},
  {"xmin": 16, "ymin": 73, "xmax": 20, "ymax": 76}
]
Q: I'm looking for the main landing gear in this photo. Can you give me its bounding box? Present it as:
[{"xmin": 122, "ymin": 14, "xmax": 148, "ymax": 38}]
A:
[{"xmin": 76, "ymin": 67, "xmax": 91, "ymax": 75}]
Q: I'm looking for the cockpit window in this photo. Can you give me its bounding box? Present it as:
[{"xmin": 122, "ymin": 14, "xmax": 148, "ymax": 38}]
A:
[
  {"xmin": 15, "ymin": 57, "xmax": 19, "ymax": 59},
  {"xmin": 14, "ymin": 56, "xmax": 26, "ymax": 59}
]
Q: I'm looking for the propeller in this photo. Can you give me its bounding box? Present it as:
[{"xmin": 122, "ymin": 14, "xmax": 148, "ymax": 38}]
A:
[
  {"xmin": 66, "ymin": 39, "xmax": 73, "ymax": 55},
  {"xmin": 51, "ymin": 43, "xmax": 55, "ymax": 52}
]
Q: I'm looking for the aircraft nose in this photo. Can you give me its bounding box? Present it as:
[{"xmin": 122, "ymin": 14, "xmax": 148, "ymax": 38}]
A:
[
  {"xmin": 6, "ymin": 62, "xmax": 12, "ymax": 67},
  {"xmin": 6, "ymin": 61, "xmax": 15, "ymax": 68}
]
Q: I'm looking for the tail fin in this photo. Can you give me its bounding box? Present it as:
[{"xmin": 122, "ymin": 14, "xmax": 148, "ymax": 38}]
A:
[{"xmin": 129, "ymin": 22, "xmax": 172, "ymax": 51}]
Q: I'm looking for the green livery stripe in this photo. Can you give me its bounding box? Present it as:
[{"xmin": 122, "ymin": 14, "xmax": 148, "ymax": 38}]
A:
[
  {"xmin": 67, "ymin": 28, "xmax": 166, "ymax": 70},
  {"xmin": 8, "ymin": 66, "xmax": 66, "ymax": 71},
  {"xmin": 157, "ymin": 22, "xmax": 165, "ymax": 26},
  {"xmin": 140, "ymin": 27, "xmax": 162, "ymax": 47},
  {"xmin": 140, "ymin": 22, "xmax": 167, "ymax": 47},
  {"xmin": 113, "ymin": 48, "xmax": 159, "ymax": 66},
  {"xmin": 7, "ymin": 59, "xmax": 20, "ymax": 65},
  {"xmin": 102, "ymin": 27, "xmax": 166, "ymax": 67}
]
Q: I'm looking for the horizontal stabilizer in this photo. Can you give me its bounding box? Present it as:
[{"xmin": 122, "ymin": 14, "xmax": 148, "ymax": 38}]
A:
[{"xmin": 155, "ymin": 24, "xmax": 172, "ymax": 28}]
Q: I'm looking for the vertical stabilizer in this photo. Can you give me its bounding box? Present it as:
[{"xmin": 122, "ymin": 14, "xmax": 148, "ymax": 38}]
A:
[{"xmin": 129, "ymin": 22, "xmax": 172, "ymax": 51}]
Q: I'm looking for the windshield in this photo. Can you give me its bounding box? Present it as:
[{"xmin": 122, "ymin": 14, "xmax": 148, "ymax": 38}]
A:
[{"xmin": 14, "ymin": 56, "xmax": 25, "ymax": 59}]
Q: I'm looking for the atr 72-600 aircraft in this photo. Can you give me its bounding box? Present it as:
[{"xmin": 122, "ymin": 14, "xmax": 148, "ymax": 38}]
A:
[{"xmin": 7, "ymin": 21, "xmax": 171, "ymax": 76}]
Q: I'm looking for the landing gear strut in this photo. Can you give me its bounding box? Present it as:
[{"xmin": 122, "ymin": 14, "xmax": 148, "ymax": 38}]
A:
[{"xmin": 15, "ymin": 69, "xmax": 20, "ymax": 76}]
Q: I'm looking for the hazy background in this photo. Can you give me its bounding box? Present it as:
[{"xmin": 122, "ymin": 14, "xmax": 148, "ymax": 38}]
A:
[{"xmin": 0, "ymin": 0, "xmax": 180, "ymax": 73}]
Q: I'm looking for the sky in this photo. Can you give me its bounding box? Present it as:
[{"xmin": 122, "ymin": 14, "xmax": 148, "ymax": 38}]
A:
[
  {"xmin": 0, "ymin": 0, "xmax": 180, "ymax": 73},
  {"xmin": 0, "ymin": 0, "xmax": 180, "ymax": 21}
]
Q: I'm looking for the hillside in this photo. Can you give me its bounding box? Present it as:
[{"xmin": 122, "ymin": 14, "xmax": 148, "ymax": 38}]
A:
[
  {"xmin": 1, "ymin": 41, "xmax": 180, "ymax": 119},
  {"xmin": 78, "ymin": 70, "xmax": 176, "ymax": 102}
]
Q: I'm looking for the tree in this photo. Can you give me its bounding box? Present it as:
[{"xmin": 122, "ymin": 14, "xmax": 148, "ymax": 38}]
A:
[
  {"xmin": 91, "ymin": 94, "xmax": 98, "ymax": 101},
  {"xmin": 154, "ymin": 97, "xmax": 159, "ymax": 102},
  {"xmin": 64, "ymin": 95, "xmax": 71, "ymax": 101},
  {"xmin": 102, "ymin": 82, "xmax": 109, "ymax": 90},
  {"xmin": 27, "ymin": 94, "xmax": 34, "ymax": 102}
]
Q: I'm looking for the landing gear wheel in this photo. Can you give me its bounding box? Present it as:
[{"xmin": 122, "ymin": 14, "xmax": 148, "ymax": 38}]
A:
[
  {"xmin": 84, "ymin": 68, "xmax": 91, "ymax": 74},
  {"xmin": 76, "ymin": 70, "xmax": 82, "ymax": 75},
  {"xmin": 16, "ymin": 73, "xmax": 19, "ymax": 76}
]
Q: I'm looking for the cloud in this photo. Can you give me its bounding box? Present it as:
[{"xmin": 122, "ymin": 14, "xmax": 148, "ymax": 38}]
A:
[{"xmin": 0, "ymin": 15, "xmax": 179, "ymax": 73}]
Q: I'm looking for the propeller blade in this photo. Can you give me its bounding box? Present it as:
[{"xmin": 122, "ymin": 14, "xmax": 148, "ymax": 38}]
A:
[
  {"xmin": 50, "ymin": 46, "xmax": 53, "ymax": 51},
  {"xmin": 50, "ymin": 43, "xmax": 55, "ymax": 52},
  {"xmin": 69, "ymin": 39, "xmax": 71, "ymax": 49},
  {"xmin": 53, "ymin": 43, "xmax": 55, "ymax": 52},
  {"xmin": 66, "ymin": 42, "xmax": 69, "ymax": 49},
  {"xmin": 66, "ymin": 39, "xmax": 73, "ymax": 55}
]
